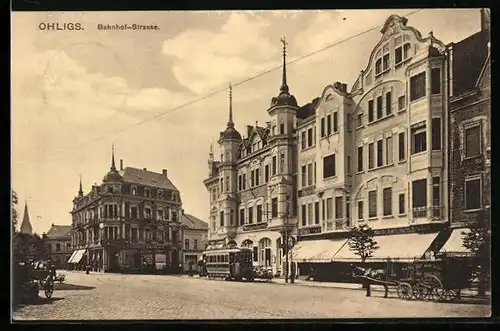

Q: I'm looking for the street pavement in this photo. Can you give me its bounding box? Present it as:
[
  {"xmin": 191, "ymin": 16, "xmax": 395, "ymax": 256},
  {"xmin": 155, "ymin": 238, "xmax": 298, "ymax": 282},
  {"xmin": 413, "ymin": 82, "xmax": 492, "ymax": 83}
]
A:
[{"xmin": 12, "ymin": 271, "xmax": 490, "ymax": 320}]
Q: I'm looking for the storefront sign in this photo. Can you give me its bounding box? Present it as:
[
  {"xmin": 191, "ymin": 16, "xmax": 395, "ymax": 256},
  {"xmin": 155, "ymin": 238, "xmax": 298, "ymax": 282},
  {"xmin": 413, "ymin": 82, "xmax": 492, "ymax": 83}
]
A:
[
  {"xmin": 298, "ymin": 226, "xmax": 322, "ymax": 236},
  {"xmin": 243, "ymin": 222, "xmax": 268, "ymax": 231}
]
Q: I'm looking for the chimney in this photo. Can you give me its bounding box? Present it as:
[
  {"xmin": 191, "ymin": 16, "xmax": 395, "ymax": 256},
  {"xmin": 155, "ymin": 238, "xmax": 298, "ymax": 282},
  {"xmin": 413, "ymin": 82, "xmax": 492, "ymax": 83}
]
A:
[
  {"xmin": 481, "ymin": 8, "xmax": 490, "ymax": 32},
  {"xmin": 120, "ymin": 159, "xmax": 123, "ymax": 170},
  {"xmin": 162, "ymin": 169, "xmax": 168, "ymax": 177},
  {"xmin": 143, "ymin": 168, "xmax": 147, "ymax": 171}
]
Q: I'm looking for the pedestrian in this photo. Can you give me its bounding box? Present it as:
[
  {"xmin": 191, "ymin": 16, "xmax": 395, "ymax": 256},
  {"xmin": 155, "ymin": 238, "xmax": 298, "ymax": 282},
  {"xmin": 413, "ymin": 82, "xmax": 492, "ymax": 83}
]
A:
[
  {"xmin": 85, "ymin": 264, "xmax": 90, "ymax": 275},
  {"xmin": 188, "ymin": 260, "xmax": 193, "ymax": 276}
]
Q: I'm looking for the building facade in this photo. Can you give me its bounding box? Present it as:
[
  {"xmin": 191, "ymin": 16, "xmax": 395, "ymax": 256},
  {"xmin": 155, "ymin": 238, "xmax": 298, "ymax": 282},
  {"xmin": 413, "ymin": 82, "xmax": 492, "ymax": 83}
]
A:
[
  {"xmin": 43, "ymin": 224, "xmax": 72, "ymax": 269},
  {"xmin": 294, "ymin": 15, "xmax": 454, "ymax": 277},
  {"xmin": 204, "ymin": 40, "xmax": 299, "ymax": 276},
  {"xmin": 442, "ymin": 9, "xmax": 490, "ymax": 252},
  {"xmin": 181, "ymin": 212, "xmax": 209, "ymax": 273},
  {"xmin": 69, "ymin": 150, "xmax": 184, "ymax": 273}
]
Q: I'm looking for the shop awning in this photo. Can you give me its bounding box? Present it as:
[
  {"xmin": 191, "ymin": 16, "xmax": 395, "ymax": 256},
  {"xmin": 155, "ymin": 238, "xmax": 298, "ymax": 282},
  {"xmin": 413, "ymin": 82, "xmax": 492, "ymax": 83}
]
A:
[
  {"xmin": 293, "ymin": 239, "xmax": 348, "ymax": 263},
  {"xmin": 67, "ymin": 250, "xmax": 78, "ymax": 264},
  {"xmin": 334, "ymin": 232, "xmax": 439, "ymax": 262},
  {"xmin": 70, "ymin": 249, "xmax": 86, "ymax": 264},
  {"xmin": 439, "ymin": 228, "xmax": 473, "ymax": 255}
]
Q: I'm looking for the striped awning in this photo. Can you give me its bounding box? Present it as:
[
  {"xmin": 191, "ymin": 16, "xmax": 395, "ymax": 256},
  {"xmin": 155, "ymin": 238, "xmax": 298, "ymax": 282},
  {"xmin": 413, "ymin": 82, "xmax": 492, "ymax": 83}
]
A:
[
  {"xmin": 293, "ymin": 239, "xmax": 348, "ymax": 263},
  {"xmin": 67, "ymin": 250, "xmax": 78, "ymax": 263},
  {"xmin": 439, "ymin": 228, "xmax": 473, "ymax": 254},
  {"xmin": 68, "ymin": 249, "xmax": 86, "ymax": 264}
]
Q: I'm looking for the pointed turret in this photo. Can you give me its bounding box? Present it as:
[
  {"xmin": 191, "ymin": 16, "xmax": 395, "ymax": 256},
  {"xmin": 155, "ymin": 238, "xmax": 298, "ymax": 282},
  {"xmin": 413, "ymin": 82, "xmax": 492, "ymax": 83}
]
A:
[
  {"xmin": 269, "ymin": 36, "xmax": 298, "ymax": 109},
  {"xmin": 111, "ymin": 144, "xmax": 117, "ymax": 171},
  {"xmin": 78, "ymin": 174, "xmax": 84, "ymax": 197},
  {"xmin": 103, "ymin": 144, "xmax": 123, "ymax": 182},
  {"xmin": 20, "ymin": 201, "xmax": 33, "ymax": 235},
  {"xmin": 227, "ymin": 84, "xmax": 234, "ymax": 128},
  {"xmin": 219, "ymin": 83, "xmax": 242, "ymax": 142}
]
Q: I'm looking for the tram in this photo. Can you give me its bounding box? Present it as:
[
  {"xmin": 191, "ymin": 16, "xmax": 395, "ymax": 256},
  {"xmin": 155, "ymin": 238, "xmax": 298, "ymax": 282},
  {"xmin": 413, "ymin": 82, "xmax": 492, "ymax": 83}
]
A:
[{"xmin": 202, "ymin": 246, "xmax": 254, "ymax": 281}]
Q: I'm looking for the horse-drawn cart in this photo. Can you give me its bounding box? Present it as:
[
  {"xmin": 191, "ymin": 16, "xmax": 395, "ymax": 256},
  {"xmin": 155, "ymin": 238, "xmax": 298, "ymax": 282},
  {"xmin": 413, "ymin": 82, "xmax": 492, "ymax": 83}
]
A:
[
  {"xmin": 30, "ymin": 261, "xmax": 56, "ymax": 299},
  {"xmin": 352, "ymin": 254, "xmax": 475, "ymax": 302}
]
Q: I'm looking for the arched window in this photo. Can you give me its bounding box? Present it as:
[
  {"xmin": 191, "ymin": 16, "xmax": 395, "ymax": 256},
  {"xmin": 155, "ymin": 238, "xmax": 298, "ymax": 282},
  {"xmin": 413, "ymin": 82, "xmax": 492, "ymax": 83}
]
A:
[
  {"xmin": 144, "ymin": 188, "xmax": 151, "ymax": 198},
  {"xmin": 157, "ymin": 190, "xmax": 163, "ymax": 199},
  {"xmin": 225, "ymin": 150, "xmax": 230, "ymax": 163},
  {"xmin": 241, "ymin": 239, "xmax": 253, "ymax": 248},
  {"xmin": 131, "ymin": 186, "xmax": 137, "ymax": 196}
]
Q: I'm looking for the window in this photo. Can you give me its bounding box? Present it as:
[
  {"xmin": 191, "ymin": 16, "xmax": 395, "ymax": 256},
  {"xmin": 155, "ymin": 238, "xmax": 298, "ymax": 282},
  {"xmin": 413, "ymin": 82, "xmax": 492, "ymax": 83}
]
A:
[
  {"xmin": 253, "ymin": 246, "xmax": 258, "ymax": 262},
  {"xmin": 411, "ymin": 125, "xmax": 427, "ymax": 154},
  {"xmin": 410, "ymin": 72, "xmax": 426, "ymax": 101},
  {"xmin": 333, "ymin": 112, "xmax": 338, "ymax": 132},
  {"xmin": 272, "ymin": 156, "xmax": 277, "ymax": 175},
  {"xmin": 377, "ymin": 140, "xmax": 383, "ymax": 167},
  {"xmin": 327, "ymin": 115, "xmax": 332, "ymax": 135},
  {"xmin": 395, "ymin": 46, "xmax": 403, "ymax": 64},
  {"xmin": 301, "ymin": 131, "xmax": 306, "ymax": 149},
  {"xmin": 280, "ymin": 123, "xmax": 285, "ymax": 135},
  {"xmin": 346, "ymin": 198, "xmax": 350, "ymax": 220},
  {"xmin": 250, "ymin": 171, "xmax": 255, "ymax": 187},
  {"xmin": 412, "ymin": 179, "xmax": 427, "ymax": 208},
  {"xmin": 157, "ymin": 209, "xmax": 163, "ymax": 221},
  {"xmin": 257, "ymin": 205, "xmax": 263, "ymax": 223},
  {"xmin": 157, "ymin": 190, "xmax": 163, "ymax": 199},
  {"xmin": 238, "ymin": 175, "xmax": 242, "ymax": 191},
  {"xmin": 248, "ymin": 207, "xmax": 253, "ymax": 224},
  {"xmin": 56, "ymin": 243, "xmax": 61, "ymax": 252},
  {"xmin": 145, "ymin": 188, "xmax": 151, "ymax": 198},
  {"xmin": 465, "ymin": 124, "xmax": 481, "ymax": 158},
  {"xmin": 307, "ymin": 203, "xmax": 313, "ymax": 225},
  {"xmin": 358, "ymin": 201, "xmax": 364, "ymax": 220},
  {"xmin": 220, "ymin": 178, "xmax": 223, "ymax": 191},
  {"xmin": 431, "ymin": 68, "xmax": 441, "ymax": 95},
  {"xmin": 242, "ymin": 174, "xmax": 246, "ymax": 190},
  {"xmin": 301, "ymin": 165, "xmax": 307, "ymax": 188},
  {"xmin": 357, "ymin": 146, "xmax": 363, "ymax": 172},
  {"xmin": 382, "ymin": 53, "xmax": 390, "ymax": 71},
  {"xmin": 131, "ymin": 206, "xmax": 138, "ymax": 219},
  {"xmin": 323, "ymin": 154, "xmax": 336, "ymax": 178},
  {"xmin": 172, "ymin": 211, "xmax": 177, "ymax": 222},
  {"xmin": 220, "ymin": 211, "xmax": 224, "ymax": 227},
  {"xmin": 271, "ymin": 198, "xmax": 278, "ymax": 218},
  {"xmin": 314, "ymin": 202, "xmax": 320, "ymax": 224},
  {"xmin": 375, "ymin": 58, "xmax": 382, "ymax": 75},
  {"xmin": 368, "ymin": 143, "xmax": 374, "ymax": 169},
  {"xmin": 307, "ymin": 128, "xmax": 313, "ymax": 147},
  {"xmin": 368, "ymin": 100, "xmax": 374, "ymax": 122},
  {"xmin": 465, "ymin": 177, "xmax": 481, "ymax": 210},
  {"xmin": 313, "ymin": 162, "xmax": 317, "ymax": 183},
  {"xmin": 239, "ymin": 209, "xmax": 245, "ymax": 225},
  {"xmin": 383, "ymin": 188, "xmax": 392, "ymax": 216},
  {"xmin": 326, "ymin": 198, "xmax": 332, "ymax": 219},
  {"xmin": 385, "ymin": 92, "xmax": 392, "ymax": 115},
  {"xmin": 403, "ymin": 43, "xmax": 411, "ymax": 59},
  {"xmin": 131, "ymin": 187, "xmax": 137, "ymax": 196},
  {"xmin": 356, "ymin": 113, "xmax": 363, "ymax": 127},
  {"xmin": 307, "ymin": 163, "xmax": 313, "ymax": 186},
  {"xmin": 399, "ymin": 194, "xmax": 405, "ymax": 215},
  {"xmin": 225, "ymin": 176, "xmax": 229, "ymax": 191},
  {"xmin": 376, "ymin": 96, "xmax": 383, "ymax": 119},
  {"xmin": 255, "ymin": 169, "xmax": 260, "ymax": 186},
  {"xmin": 335, "ymin": 197, "xmax": 343, "ymax": 219},
  {"xmin": 185, "ymin": 239, "xmax": 189, "ymax": 250},
  {"xmin": 386, "ymin": 137, "xmax": 393, "ymax": 164},
  {"xmin": 301, "ymin": 205, "xmax": 306, "ymax": 226},
  {"xmin": 265, "ymin": 165, "xmax": 269, "ymax": 182},
  {"xmin": 432, "ymin": 118, "xmax": 441, "ymax": 150},
  {"xmin": 144, "ymin": 207, "xmax": 151, "ymax": 219},
  {"xmin": 347, "ymin": 155, "xmax": 351, "ymax": 175},
  {"xmin": 320, "ymin": 118, "xmax": 325, "ymax": 137},
  {"xmin": 398, "ymin": 132, "xmax": 406, "ymax": 161},
  {"xmin": 432, "ymin": 177, "xmax": 440, "ymax": 217},
  {"xmin": 398, "ymin": 95, "xmax": 406, "ymax": 110},
  {"xmin": 368, "ymin": 191, "xmax": 377, "ymax": 218}
]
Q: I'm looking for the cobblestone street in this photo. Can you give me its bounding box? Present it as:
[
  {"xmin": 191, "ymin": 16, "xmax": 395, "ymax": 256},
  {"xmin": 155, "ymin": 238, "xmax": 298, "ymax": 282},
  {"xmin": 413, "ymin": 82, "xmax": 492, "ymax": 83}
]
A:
[{"xmin": 12, "ymin": 271, "xmax": 490, "ymax": 320}]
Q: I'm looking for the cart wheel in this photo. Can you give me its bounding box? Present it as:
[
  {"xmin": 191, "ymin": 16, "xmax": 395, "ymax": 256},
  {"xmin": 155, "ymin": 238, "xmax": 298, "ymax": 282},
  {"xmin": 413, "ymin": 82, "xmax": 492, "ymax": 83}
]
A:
[
  {"xmin": 44, "ymin": 276, "xmax": 54, "ymax": 299},
  {"xmin": 412, "ymin": 282, "xmax": 429, "ymax": 300},
  {"xmin": 422, "ymin": 275, "xmax": 443, "ymax": 301},
  {"xmin": 397, "ymin": 282, "xmax": 413, "ymax": 300},
  {"xmin": 436, "ymin": 288, "xmax": 459, "ymax": 302}
]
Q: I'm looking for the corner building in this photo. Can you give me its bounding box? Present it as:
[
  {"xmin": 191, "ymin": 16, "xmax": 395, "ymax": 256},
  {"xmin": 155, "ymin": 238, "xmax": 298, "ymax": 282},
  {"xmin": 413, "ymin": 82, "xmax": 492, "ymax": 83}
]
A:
[
  {"xmin": 69, "ymin": 150, "xmax": 184, "ymax": 273},
  {"xmin": 204, "ymin": 41, "xmax": 299, "ymax": 276},
  {"xmin": 294, "ymin": 15, "xmax": 452, "ymax": 279}
]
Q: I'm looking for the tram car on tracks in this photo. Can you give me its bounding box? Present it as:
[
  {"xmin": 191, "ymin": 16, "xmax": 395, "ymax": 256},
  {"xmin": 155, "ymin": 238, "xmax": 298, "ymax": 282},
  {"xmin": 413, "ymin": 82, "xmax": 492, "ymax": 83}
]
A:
[{"xmin": 202, "ymin": 247, "xmax": 254, "ymax": 281}]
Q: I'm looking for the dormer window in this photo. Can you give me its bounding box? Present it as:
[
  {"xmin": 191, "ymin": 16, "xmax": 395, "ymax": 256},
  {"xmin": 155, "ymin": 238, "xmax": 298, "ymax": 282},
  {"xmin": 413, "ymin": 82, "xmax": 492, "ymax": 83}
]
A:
[
  {"xmin": 131, "ymin": 186, "xmax": 137, "ymax": 196},
  {"xmin": 171, "ymin": 192, "xmax": 177, "ymax": 201},
  {"xmin": 157, "ymin": 190, "xmax": 163, "ymax": 199},
  {"xmin": 144, "ymin": 188, "xmax": 151, "ymax": 198},
  {"xmin": 395, "ymin": 35, "xmax": 412, "ymax": 65}
]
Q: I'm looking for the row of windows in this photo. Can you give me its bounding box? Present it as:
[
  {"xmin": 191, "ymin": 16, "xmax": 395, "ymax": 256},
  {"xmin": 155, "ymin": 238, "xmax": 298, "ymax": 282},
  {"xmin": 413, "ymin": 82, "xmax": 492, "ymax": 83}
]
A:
[
  {"xmin": 215, "ymin": 198, "xmax": 279, "ymax": 228},
  {"xmin": 300, "ymin": 154, "xmax": 336, "ymax": 188},
  {"xmin": 300, "ymin": 196, "xmax": 350, "ymax": 226},
  {"xmin": 129, "ymin": 186, "xmax": 177, "ymax": 201},
  {"xmin": 301, "ymin": 127, "xmax": 315, "ymax": 150},
  {"xmin": 184, "ymin": 239, "xmax": 198, "ymax": 251},
  {"xmin": 320, "ymin": 112, "xmax": 339, "ymax": 138}
]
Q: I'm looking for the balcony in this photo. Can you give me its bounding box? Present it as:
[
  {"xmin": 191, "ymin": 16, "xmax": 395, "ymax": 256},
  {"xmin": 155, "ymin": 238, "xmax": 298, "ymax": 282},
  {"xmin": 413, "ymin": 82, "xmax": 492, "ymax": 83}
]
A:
[
  {"xmin": 432, "ymin": 206, "xmax": 442, "ymax": 219},
  {"xmin": 412, "ymin": 206, "xmax": 427, "ymax": 218},
  {"xmin": 324, "ymin": 219, "xmax": 351, "ymax": 232},
  {"xmin": 242, "ymin": 222, "xmax": 268, "ymax": 231}
]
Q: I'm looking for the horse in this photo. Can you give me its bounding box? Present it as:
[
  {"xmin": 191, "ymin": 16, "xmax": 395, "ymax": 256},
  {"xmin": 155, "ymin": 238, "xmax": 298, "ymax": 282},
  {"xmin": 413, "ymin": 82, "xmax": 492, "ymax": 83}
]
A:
[{"xmin": 350, "ymin": 264, "xmax": 389, "ymax": 298}]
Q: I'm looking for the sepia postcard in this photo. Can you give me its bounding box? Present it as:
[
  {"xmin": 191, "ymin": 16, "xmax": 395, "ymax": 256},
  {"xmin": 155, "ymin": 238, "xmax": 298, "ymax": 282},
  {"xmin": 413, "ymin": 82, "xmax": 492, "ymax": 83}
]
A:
[{"xmin": 11, "ymin": 8, "xmax": 491, "ymax": 321}]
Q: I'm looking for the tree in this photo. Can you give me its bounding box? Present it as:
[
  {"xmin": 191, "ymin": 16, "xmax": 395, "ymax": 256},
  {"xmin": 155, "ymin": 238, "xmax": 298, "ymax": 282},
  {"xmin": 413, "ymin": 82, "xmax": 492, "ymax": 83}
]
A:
[
  {"xmin": 13, "ymin": 232, "xmax": 47, "ymax": 263},
  {"xmin": 12, "ymin": 189, "xmax": 19, "ymax": 233},
  {"xmin": 348, "ymin": 223, "xmax": 380, "ymax": 262},
  {"xmin": 461, "ymin": 214, "xmax": 491, "ymax": 297}
]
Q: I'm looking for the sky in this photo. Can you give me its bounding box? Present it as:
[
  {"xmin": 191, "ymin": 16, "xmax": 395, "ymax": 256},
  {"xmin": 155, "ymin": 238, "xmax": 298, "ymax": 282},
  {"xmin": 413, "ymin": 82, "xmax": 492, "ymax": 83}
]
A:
[{"xmin": 11, "ymin": 9, "xmax": 482, "ymax": 235}]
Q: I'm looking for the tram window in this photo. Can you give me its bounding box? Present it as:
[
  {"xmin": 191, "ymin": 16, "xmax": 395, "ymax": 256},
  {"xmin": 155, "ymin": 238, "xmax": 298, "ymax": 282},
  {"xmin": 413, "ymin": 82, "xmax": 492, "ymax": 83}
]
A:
[{"xmin": 225, "ymin": 255, "xmax": 228, "ymax": 263}]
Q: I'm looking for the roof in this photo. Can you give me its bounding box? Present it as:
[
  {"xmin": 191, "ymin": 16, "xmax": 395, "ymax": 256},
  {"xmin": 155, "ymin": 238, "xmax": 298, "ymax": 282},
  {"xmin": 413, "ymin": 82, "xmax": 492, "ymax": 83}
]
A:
[
  {"xmin": 452, "ymin": 29, "xmax": 490, "ymax": 96},
  {"xmin": 119, "ymin": 167, "xmax": 179, "ymax": 191},
  {"xmin": 181, "ymin": 213, "xmax": 208, "ymax": 230},
  {"xmin": 20, "ymin": 202, "xmax": 33, "ymax": 235},
  {"xmin": 297, "ymin": 98, "xmax": 319, "ymax": 120},
  {"xmin": 46, "ymin": 224, "xmax": 72, "ymax": 239}
]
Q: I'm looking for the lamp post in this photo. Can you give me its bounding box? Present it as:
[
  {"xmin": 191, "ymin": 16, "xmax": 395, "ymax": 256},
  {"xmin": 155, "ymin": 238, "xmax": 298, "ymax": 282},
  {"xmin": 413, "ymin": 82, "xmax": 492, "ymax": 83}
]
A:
[{"xmin": 284, "ymin": 198, "xmax": 289, "ymax": 284}]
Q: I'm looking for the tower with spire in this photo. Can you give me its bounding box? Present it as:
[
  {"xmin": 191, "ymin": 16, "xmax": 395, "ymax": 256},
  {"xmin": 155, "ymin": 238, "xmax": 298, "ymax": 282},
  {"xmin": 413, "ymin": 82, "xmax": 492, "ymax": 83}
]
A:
[{"xmin": 20, "ymin": 201, "xmax": 33, "ymax": 235}]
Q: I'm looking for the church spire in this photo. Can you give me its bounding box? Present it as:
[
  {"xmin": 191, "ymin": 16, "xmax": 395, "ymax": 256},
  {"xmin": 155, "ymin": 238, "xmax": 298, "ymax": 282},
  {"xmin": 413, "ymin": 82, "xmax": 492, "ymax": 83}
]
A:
[
  {"xmin": 111, "ymin": 144, "xmax": 116, "ymax": 171},
  {"xmin": 78, "ymin": 174, "xmax": 83, "ymax": 197},
  {"xmin": 20, "ymin": 201, "xmax": 33, "ymax": 235},
  {"xmin": 227, "ymin": 83, "xmax": 234, "ymax": 128},
  {"xmin": 209, "ymin": 142, "xmax": 214, "ymax": 160},
  {"xmin": 280, "ymin": 36, "xmax": 289, "ymax": 93}
]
